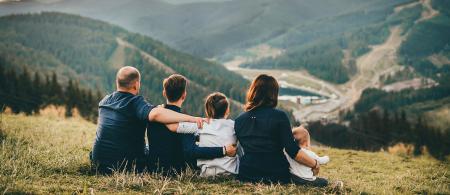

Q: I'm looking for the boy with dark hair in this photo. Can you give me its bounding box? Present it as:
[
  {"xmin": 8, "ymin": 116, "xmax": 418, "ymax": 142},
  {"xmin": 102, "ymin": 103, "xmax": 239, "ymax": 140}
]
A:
[{"xmin": 147, "ymin": 74, "xmax": 236, "ymax": 175}]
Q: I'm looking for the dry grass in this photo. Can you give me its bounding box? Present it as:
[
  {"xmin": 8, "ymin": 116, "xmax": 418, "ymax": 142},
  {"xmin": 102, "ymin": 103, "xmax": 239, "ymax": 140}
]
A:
[{"xmin": 0, "ymin": 114, "xmax": 449, "ymax": 194}]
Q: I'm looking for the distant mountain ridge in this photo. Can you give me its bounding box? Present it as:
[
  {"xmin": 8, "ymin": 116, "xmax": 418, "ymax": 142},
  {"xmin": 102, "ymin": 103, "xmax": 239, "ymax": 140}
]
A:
[
  {"xmin": 0, "ymin": 0, "xmax": 423, "ymax": 84},
  {"xmin": 0, "ymin": 12, "xmax": 249, "ymax": 116},
  {"xmin": 0, "ymin": 0, "xmax": 412, "ymax": 57},
  {"xmin": 0, "ymin": 0, "xmax": 448, "ymax": 84}
]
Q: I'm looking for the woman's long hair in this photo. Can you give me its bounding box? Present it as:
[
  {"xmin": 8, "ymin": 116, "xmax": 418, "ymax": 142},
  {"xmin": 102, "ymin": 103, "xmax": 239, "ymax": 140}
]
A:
[{"xmin": 244, "ymin": 74, "xmax": 279, "ymax": 111}]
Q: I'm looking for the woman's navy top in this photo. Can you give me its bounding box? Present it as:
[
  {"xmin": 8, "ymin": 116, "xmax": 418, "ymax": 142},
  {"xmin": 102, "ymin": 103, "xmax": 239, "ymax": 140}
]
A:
[{"xmin": 234, "ymin": 106, "xmax": 300, "ymax": 183}]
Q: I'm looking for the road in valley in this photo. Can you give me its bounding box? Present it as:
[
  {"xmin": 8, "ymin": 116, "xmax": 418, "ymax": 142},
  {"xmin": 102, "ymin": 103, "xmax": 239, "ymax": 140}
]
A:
[{"xmin": 222, "ymin": 0, "xmax": 438, "ymax": 122}]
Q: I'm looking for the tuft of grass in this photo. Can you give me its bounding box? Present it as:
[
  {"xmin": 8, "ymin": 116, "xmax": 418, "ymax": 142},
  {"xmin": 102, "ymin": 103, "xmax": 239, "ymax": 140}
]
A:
[{"xmin": 0, "ymin": 114, "xmax": 449, "ymax": 194}]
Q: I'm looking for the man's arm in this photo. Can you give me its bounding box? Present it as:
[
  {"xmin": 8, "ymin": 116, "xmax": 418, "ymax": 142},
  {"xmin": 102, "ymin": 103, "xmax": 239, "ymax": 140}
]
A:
[
  {"xmin": 182, "ymin": 134, "xmax": 223, "ymax": 161},
  {"xmin": 165, "ymin": 123, "xmax": 179, "ymax": 132},
  {"xmin": 148, "ymin": 107, "xmax": 204, "ymax": 128},
  {"xmin": 278, "ymin": 112, "xmax": 320, "ymax": 175},
  {"xmin": 181, "ymin": 134, "xmax": 236, "ymax": 161}
]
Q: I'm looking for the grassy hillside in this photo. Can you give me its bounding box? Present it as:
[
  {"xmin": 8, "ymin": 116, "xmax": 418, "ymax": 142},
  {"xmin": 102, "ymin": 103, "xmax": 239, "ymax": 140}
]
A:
[
  {"xmin": 1, "ymin": 113, "xmax": 449, "ymax": 194},
  {"xmin": 0, "ymin": 12, "xmax": 248, "ymax": 117}
]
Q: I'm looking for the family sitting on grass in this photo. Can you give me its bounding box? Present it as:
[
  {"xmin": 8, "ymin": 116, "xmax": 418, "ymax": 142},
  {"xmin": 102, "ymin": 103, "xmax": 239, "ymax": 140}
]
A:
[{"xmin": 90, "ymin": 66, "xmax": 342, "ymax": 188}]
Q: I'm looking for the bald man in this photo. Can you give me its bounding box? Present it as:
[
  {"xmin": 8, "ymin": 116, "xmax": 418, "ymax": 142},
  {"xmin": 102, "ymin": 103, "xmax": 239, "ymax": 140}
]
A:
[{"xmin": 91, "ymin": 66, "xmax": 205, "ymax": 174}]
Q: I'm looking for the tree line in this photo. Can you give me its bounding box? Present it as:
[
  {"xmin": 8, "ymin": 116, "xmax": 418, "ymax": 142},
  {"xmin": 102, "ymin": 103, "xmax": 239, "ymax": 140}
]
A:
[
  {"xmin": 309, "ymin": 109, "xmax": 450, "ymax": 160},
  {"xmin": 0, "ymin": 65, "xmax": 102, "ymax": 122},
  {"xmin": 308, "ymin": 71, "xmax": 450, "ymax": 160}
]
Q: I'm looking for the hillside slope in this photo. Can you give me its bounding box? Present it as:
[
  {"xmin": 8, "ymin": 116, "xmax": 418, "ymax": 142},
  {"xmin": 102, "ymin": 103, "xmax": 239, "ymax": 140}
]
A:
[
  {"xmin": 0, "ymin": 12, "xmax": 248, "ymax": 116},
  {"xmin": 1, "ymin": 114, "xmax": 449, "ymax": 194}
]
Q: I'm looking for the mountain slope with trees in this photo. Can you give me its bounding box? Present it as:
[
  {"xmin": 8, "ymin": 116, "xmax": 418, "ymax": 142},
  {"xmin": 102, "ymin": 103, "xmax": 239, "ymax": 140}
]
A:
[
  {"xmin": 0, "ymin": 12, "xmax": 249, "ymax": 117},
  {"xmin": 1, "ymin": 0, "xmax": 448, "ymax": 84},
  {"xmin": 0, "ymin": 0, "xmax": 415, "ymax": 84}
]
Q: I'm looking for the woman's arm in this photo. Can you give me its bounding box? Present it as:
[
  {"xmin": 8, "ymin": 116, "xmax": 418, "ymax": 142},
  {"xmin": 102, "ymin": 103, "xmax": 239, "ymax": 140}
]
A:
[
  {"xmin": 278, "ymin": 112, "xmax": 319, "ymax": 169},
  {"xmin": 294, "ymin": 150, "xmax": 318, "ymax": 168}
]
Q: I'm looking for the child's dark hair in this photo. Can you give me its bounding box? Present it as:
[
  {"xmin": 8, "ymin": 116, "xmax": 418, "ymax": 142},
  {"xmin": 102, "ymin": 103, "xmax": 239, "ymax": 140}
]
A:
[
  {"xmin": 205, "ymin": 92, "xmax": 229, "ymax": 119},
  {"xmin": 163, "ymin": 74, "xmax": 187, "ymax": 102}
]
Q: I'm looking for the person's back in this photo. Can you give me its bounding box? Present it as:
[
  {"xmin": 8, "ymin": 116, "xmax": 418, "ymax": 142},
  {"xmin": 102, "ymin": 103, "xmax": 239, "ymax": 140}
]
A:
[
  {"xmin": 91, "ymin": 67, "xmax": 154, "ymax": 173},
  {"xmin": 235, "ymin": 107, "xmax": 295, "ymax": 183},
  {"xmin": 92, "ymin": 92, "xmax": 151, "ymax": 166},
  {"xmin": 175, "ymin": 92, "xmax": 239, "ymax": 177},
  {"xmin": 147, "ymin": 104, "xmax": 184, "ymax": 173},
  {"xmin": 197, "ymin": 119, "xmax": 238, "ymax": 177}
]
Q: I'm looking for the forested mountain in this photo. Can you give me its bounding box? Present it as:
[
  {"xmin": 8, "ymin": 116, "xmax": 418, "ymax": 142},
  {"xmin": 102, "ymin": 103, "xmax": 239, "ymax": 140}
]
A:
[
  {"xmin": 241, "ymin": 0, "xmax": 423, "ymax": 83},
  {"xmin": 307, "ymin": 73, "xmax": 450, "ymax": 159},
  {"xmin": 0, "ymin": 0, "xmax": 410, "ymax": 58},
  {"xmin": 398, "ymin": 0, "xmax": 450, "ymax": 77},
  {"xmin": 0, "ymin": 12, "xmax": 249, "ymax": 117},
  {"xmin": 2, "ymin": 0, "xmax": 441, "ymax": 84}
]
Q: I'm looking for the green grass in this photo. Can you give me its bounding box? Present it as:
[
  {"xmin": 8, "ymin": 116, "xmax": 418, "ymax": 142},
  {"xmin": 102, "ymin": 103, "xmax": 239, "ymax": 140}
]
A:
[{"xmin": 0, "ymin": 114, "xmax": 449, "ymax": 194}]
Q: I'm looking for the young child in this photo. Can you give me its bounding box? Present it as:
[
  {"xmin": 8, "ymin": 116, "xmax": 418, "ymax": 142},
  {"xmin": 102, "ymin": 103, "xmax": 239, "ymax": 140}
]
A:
[
  {"xmin": 148, "ymin": 74, "xmax": 234, "ymax": 175},
  {"xmin": 169, "ymin": 92, "xmax": 239, "ymax": 177},
  {"xmin": 285, "ymin": 126, "xmax": 330, "ymax": 183}
]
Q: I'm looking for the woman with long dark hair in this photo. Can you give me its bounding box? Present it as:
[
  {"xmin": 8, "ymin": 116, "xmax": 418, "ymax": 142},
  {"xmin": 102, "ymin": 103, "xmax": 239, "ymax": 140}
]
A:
[{"xmin": 235, "ymin": 74, "xmax": 324, "ymax": 185}]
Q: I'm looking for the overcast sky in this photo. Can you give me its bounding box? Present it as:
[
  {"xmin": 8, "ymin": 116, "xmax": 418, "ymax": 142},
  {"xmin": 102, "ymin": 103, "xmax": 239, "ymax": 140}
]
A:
[
  {"xmin": 0, "ymin": 0, "xmax": 231, "ymax": 4},
  {"xmin": 164, "ymin": 0, "xmax": 231, "ymax": 4}
]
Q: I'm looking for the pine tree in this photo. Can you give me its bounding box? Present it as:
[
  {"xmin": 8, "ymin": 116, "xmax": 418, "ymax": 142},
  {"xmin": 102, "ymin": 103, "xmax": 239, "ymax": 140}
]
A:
[
  {"xmin": 381, "ymin": 109, "xmax": 391, "ymax": 144},
  {"xmin": 32, "ymin": 72, "xmax": 43, "ymax": 114},
  {"xmin": 50, "ymin": 72, "xmax": 63, "ymax": 105},
  {"xmin": 65, "ymin": 79, "xmax": 75, "ymax": 117},
  {"xmin": 0, "ymin": 65, "xmax": 6, "ymax": 110},
  {"xmin": 18, "ymin": 69, "xmax": 33, "ymax": 115}
]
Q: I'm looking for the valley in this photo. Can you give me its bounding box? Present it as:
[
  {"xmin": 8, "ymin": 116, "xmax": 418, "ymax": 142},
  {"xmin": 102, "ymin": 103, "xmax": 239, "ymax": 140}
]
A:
[{"xmin": 222, "ymin": 0, "xmax": 439, "ymax": 122}]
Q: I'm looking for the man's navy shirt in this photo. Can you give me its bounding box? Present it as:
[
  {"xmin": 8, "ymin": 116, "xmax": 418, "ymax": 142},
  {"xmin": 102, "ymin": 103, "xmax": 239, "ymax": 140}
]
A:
[
  {"xmin": 92, "ymin": 91, "xmax": 155, "ymax": 165},
  {"xmin": 147, "ymin": 104, "xmax": 223, "ymax": 173}
]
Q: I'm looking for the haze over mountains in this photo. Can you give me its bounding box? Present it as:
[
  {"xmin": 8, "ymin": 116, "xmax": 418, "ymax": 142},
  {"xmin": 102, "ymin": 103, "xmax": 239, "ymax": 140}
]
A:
[
  {"xmin": 0, "ymin": 0, "xmax": 412, "ymax": 57},
  {"xmin": 1, "ymin": 0, "xmax": 449, "ymax": 121},
  {"xmin": 3, "ymin": 0, "xmax": 448, "ymax": 82}
]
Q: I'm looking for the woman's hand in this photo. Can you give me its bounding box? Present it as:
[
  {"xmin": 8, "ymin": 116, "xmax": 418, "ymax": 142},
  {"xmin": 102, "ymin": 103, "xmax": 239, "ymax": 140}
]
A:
[
  {"xmin": 294, "ymin": 150, "xmax": 317, "ymax": 168},
  {"xmin": 312, "ymin": 160, "xmax": 320, "ymax": 176}
]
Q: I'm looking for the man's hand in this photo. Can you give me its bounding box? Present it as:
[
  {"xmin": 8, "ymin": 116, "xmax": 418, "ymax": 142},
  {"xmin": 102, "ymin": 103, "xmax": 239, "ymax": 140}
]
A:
[
  {"xmin": 190, "ymin": 117, "xmax": 209, "ymax": 129},
  {"xmin": 225, "ymin": 144, "xmax": 237, "ymax": 157}
]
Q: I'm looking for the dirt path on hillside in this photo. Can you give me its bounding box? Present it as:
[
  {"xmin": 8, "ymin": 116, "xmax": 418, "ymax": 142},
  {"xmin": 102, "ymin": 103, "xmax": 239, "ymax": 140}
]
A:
[
  {"xmin": 115, "ymin": 38, "xmax": 244, "ymax": 108},
  {"xmin": 223, "ymin": 0, "xmax": 437, "ymax": 122},
  {"xmin": 340, "ymin": 26, "xmax": 404, "ymax": 111},
  {"xmin": 416, "ymin": 0, "xmax": 439, "ymax": 23},
  {"xmin": 116, "ymin": 38, "xmax": 176, "ymax": 74}
]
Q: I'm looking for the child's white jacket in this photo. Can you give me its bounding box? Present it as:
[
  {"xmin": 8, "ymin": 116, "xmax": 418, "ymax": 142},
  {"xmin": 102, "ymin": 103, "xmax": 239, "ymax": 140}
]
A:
[{"xmin": 178, "ymin": 119, "xmax": 238, "ymax": 177}]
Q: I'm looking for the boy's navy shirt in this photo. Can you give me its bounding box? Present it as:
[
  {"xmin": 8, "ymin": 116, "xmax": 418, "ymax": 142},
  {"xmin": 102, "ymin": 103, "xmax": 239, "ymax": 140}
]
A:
[
  {"xmin": 147, "ymin": 104, "xmax": 224, "ymax": 173},
  {"xmin": 147, "ymin": 104, "xmax": 185, "ymax": 172},
  {"xmin": 92, "ymin": 91, "xmax": 155, "ymax": 165}
]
